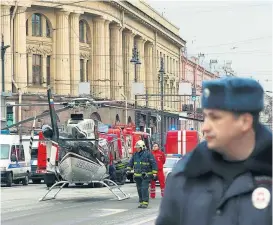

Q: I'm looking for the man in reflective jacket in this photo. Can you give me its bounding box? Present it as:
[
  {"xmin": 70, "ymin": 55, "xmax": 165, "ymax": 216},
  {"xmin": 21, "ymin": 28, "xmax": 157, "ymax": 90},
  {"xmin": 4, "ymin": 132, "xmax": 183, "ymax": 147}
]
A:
[
  {"xmin": 127, "ymin": 140, "xmax": 158, "ymax": 208},
  {"xmin": 156, "ymin": 77, "xmax": 272, "ymax": 225},
  {"xmin": 150, "ymin": 143, "xmax": 166, "ymax": 198}
]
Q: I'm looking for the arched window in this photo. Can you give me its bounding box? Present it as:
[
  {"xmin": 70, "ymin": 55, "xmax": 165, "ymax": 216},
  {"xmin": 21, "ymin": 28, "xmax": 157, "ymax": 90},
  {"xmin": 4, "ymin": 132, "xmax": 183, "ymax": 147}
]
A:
[
  {"xmin": 27, "ymin": 14, "xmax": 52, "ymax": 37},
  {"xmin": 32, "ymin": 13, "xmax": 42, "ymax": 36}
]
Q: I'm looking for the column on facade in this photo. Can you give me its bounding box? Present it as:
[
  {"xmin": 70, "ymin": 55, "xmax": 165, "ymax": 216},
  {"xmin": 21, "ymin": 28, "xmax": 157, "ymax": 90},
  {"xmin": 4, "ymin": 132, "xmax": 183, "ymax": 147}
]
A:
[
  {"xmin": 153, "ymin": 31, "xmax": 158, "ymax": 110},
  {"xmin": 135, "ymin": 36, "xmax": 146, "ymax": 106},
  {"xmin": 176, "ymin": 60, "xmax": 179, "ymax": 111},
  {"xmin": 14, "ymin": 6, "xmax": 27, "ymax": 90},
  {"xmin": 134, "ymin": 37, "xmax": 144, "ymax": 82},
  {"xmin": 110, "ymin": 23, "xmax": 121, "ymax": 99},
  {"xmin": 123, "ymin": 30, "xmax": 135, "ymax": 102},
  {"xmin": 93, "ymin": 17, "xmax": 105, "ymax": 97},
  {"xmin": 70, "ymin": 13, "xmax": 80, "ymax": 96},
  {"xmin": 167, "ymin": 81, "xmax": 170, "ymax": 108},
  {"xmin": 27, "ymin": 54, "xmax": 32, "ymax": 84},
  {"xmin": 172, "ymin": 59, "xmax": 175, "ymax": 109},
  {"xmin": 117, "ymin": 27, "xmax": 124, "ymax": 99},
  {"xmin": 172, "ymin": 80, "xmax": 175, "ymax": 110},
  {"xmin": 104, "ymin": 20, "xmax": 111, "ymax": 99},
  {"xmin": 173, "ymin": 59, "xmax": 176, "ymax": 110},
  {"xmin": 164, "ymin": 80, "xmax": 167, "ymax": 108},
  {"xmin": 145, "ymin": 42, "xmax": 154, "ymax": 108},
  {"xmin": 56, "ymin": 10, "xmax": 70, "ymax": 95},
  {"xmin": 42, "ymin": 55, "xmax": 47, "ymax": 87},
  {"xmin": 83, "ymin": 59, "xmax": 88, "ymax": 81},
  {"xmin": 1, "ymin": 5, "xmax": 12, "ymax": 92}
]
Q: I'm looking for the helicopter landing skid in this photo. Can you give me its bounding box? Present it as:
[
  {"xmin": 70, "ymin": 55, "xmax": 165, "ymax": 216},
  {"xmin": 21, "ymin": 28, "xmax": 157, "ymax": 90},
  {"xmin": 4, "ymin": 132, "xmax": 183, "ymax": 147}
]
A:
[
  {"xmin": 39, "ymin": 179, "xmax": 130, "ymax": 202},
  {"xmin": 39, "ymin": 180, "xmax": 69, "ymax": 201},
  {"xmin": 98, "ymin": 179, "xmax": 130, "ymax": 201}
]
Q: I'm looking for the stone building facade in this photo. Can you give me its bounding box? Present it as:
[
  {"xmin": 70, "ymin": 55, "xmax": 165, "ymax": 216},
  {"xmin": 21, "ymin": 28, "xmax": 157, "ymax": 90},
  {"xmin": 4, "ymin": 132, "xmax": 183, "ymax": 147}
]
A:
[
  {"xmin": 179, "ymin": 56, "xmax": 220, "ymax": 132},
  {"xmin": 0, "ymin": 0, "xmax": 185, "ymax": 129}
]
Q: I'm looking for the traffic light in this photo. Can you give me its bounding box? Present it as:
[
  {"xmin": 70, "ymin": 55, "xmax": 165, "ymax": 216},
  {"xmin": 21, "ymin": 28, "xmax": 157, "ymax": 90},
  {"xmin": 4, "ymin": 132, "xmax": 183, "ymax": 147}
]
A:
[
  {"xmin": 6, "ymin": 105, "xmax": 14, "ymax": 126},
  {"xmin": 192, "ymin": 87, "xmax": 196, "ymax": 101}
]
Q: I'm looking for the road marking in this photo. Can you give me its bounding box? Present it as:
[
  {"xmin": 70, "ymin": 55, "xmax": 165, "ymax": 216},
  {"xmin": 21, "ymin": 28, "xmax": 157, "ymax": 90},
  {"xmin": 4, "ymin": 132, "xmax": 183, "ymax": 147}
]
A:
[
  {"xmin": 127, "ymin": 216, "xmax": 157, "ymax": 225},
  {"xmin": 97, "ymin": 208, "xmax": 128, "ymax": 216}
]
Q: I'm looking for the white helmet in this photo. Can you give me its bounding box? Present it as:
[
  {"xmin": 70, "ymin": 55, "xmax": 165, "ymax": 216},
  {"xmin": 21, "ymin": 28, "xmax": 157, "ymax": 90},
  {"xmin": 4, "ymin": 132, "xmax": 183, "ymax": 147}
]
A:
[{"xmin": 135, "ymin": 140, "xmax": 146, "ymax": 149}]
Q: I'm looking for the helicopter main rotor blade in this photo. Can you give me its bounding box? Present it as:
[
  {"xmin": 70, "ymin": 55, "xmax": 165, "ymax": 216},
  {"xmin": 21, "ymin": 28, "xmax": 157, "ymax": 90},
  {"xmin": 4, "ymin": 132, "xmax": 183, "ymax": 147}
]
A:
[
  {"xmin": 1, "ymin": 106, "xmax": 69, "ymax": 130},
  {"xmin": 6, "ymin": 103, "xmax": 64, "ymax": 107}
]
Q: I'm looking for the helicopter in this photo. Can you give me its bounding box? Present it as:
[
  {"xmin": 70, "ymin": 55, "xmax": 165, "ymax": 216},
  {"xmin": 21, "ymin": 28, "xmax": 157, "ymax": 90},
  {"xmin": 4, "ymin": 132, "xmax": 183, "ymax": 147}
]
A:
[{"xmin": 2, "ymin": 87, "xmax": 130, "ymax": 201}]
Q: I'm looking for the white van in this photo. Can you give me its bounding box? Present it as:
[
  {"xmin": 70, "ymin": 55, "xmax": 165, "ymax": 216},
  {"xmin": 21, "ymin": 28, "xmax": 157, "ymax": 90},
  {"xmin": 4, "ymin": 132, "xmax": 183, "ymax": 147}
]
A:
[
  {"xmin": 0, "ymin": 134, "xmax": 31, "ymax": 187},
  {"xmin": 22, "ymin": 135, "xmax": 43, "ymax": 183}
]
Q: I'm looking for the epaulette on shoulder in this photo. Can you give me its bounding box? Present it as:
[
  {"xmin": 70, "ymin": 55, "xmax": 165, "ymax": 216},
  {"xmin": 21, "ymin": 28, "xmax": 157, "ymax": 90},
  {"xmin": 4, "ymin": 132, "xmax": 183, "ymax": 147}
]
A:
[{"xmin": 172, "ymin": 151, "xmax": 193, "ymax": 175}]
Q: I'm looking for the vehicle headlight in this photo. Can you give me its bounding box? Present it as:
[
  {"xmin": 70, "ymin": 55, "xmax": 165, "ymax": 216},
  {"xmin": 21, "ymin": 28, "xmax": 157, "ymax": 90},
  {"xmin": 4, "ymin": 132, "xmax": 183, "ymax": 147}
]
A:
[{"xmin": 0, "ymin": 167, "xmax": 6, "ymax": 171}]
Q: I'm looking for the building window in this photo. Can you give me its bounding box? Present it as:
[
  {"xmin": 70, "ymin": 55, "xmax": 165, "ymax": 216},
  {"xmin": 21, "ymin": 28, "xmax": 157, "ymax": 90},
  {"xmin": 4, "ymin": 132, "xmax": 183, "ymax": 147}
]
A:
[
  {"xmin": 79, "ymin": 20, "xmax": 84, "ymax": 43},
  {"xmin": 32, "ymin": 13, "xmax": 42, "ymax": 36},
  {"xmin": 86, "ymin": 60, "xmax": 89, "ymax": 82},
  {"xmin": 80, "ymin": 59, "xmax": 84, "ymax": 82},
  {"xmin": 46, "ymin": 56, "xmax": 51, "ymax": 85},
  {"xmin": 26, "ymin": 20, "xmax": 28, "ymax": 36},
  {"xmin": 32, "ymin": 54, "xmax": 42, "ymax": 85},
  {"xmin": 46, "ymin": 20, "xmax": 50, "ymax": 37}
]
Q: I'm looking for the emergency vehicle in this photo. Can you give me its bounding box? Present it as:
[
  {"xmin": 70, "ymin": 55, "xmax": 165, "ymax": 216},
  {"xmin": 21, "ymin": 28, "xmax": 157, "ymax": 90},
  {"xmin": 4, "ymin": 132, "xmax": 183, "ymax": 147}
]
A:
[
  {"xmin": 165, "ymin": 130, "xmax": 199, "ymax": 156},
  {"xmin": 0, "ymin": 132, "xmax": 31, "ymax": 186},
  {"xmin": 36, "ymin": 131, "xmax": 51, "ymax": 185},
  {"xmin": 109, "ymin": 124, "xmax": 152, "ymax": 183},
  {"xmin": 24, "ymin": 133, "xmax": 43, "ymax": 183},
  {"xmin": 110, "ymin": 124, "xmax": 152, "ymax": 155}
]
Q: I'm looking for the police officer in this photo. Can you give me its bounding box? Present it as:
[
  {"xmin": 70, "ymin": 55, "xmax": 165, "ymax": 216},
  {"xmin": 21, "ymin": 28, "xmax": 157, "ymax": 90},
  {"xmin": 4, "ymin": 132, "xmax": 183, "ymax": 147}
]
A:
[
  {"xmin": 127, "ymin": 140, "xmax": 158, "ymax": 208},
  {"xmin": 156, "ymin": 77, "xmax": 272, "ymax": 225}
]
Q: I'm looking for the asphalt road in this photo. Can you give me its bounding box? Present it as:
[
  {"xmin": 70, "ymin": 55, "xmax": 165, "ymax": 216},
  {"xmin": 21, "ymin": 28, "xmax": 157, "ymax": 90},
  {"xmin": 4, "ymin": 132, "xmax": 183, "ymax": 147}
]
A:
[{"xmin": 1, "ymin": 182, "xmax": 162, "ymax": 225}]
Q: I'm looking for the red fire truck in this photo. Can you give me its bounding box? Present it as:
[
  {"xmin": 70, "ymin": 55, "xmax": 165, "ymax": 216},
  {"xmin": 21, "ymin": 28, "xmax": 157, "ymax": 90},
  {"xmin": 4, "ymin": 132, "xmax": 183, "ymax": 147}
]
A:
[
  {"xmin": 165, "ymin": 130, "xmax": 199, "ymax": 157},
  {"xmin": 109, "ymin": 124, "xmax": 152, "ymax": 183}
]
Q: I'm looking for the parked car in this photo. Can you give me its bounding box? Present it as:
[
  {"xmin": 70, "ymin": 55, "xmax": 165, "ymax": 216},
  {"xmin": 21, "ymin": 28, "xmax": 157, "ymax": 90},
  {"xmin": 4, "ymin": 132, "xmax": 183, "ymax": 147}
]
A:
[{"xmin": 156, "ymin": 155, "xmax": 181, "ymax": 184}]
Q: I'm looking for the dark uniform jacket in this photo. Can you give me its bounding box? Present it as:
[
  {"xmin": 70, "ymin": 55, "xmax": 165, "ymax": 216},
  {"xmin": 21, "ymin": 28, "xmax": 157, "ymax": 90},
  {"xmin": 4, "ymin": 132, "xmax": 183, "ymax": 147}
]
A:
[
  {"xmin": 127, "ymin": 149, "xmax": 158, "ymax": 177},
  {"xmin": 156, "ymin": 124, "xmax": 272, "ymax": 225}
]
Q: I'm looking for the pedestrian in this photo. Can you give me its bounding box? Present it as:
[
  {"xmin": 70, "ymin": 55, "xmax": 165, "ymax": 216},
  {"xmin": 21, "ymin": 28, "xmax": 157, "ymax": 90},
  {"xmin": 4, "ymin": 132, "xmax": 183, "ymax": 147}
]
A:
[
  {"xmin": 126, "ymin": 140, "xmax": 158, "ymax": 208},
  {"xmin": 150, "ymin": 143, "xmax": 166, "ymax": 198},
  {"xmin": 156, "ymin": 77, "xmax": 272, "ymax": 225}
]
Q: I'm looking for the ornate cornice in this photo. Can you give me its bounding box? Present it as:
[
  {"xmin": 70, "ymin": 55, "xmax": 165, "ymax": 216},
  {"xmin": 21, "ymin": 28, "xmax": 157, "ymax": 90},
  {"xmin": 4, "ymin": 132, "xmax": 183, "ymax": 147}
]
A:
[
  {"xmin": 26, "ymin": 44, "xmax": 52, "ymax": 56},
  {"xmin": 109, "ymin": 1, "xmax": 186, "ymax": 47},
  {"xmin": 80, "ymin": 51, "xmax": 91, "ymax": 59}
]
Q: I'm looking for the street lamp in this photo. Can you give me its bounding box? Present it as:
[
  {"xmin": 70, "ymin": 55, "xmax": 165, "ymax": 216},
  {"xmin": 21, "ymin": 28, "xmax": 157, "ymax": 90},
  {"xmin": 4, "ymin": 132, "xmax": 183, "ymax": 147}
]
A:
[
  {"xmin": 159, "ymin": 57, "xmax": 165, "ymax": 151},
  {"xmin": 1, "ymin": 34, "xmax": 10, "ymax": 93},
  {"xmin": 130, "ymin": 44, "xmax": 141, "ymax": 127},
  {"xmin": 121, "ymin": 93, "xmax": 128, "ymax": 124}
]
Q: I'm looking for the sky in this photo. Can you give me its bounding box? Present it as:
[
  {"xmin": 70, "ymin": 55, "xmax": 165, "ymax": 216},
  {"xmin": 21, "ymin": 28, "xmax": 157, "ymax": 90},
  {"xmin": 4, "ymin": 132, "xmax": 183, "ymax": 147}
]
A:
[{"xmin": 146, "ymin": 0, "xmax": 272, "ymax": 92}]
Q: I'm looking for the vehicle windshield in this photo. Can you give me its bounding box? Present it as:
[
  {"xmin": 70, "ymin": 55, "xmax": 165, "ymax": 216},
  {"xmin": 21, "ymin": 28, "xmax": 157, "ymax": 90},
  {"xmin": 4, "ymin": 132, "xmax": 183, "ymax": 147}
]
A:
[
  {"xmin": 164, "ymin": 158, "xmax": 179, "ymax": 168},
  {"xmin": 31, "ymin": 147, "xmax": 38, "ymax": 160},
  {"xmin": 0, "ymin": 144, "xmax": 10, "ymax": 159}
]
